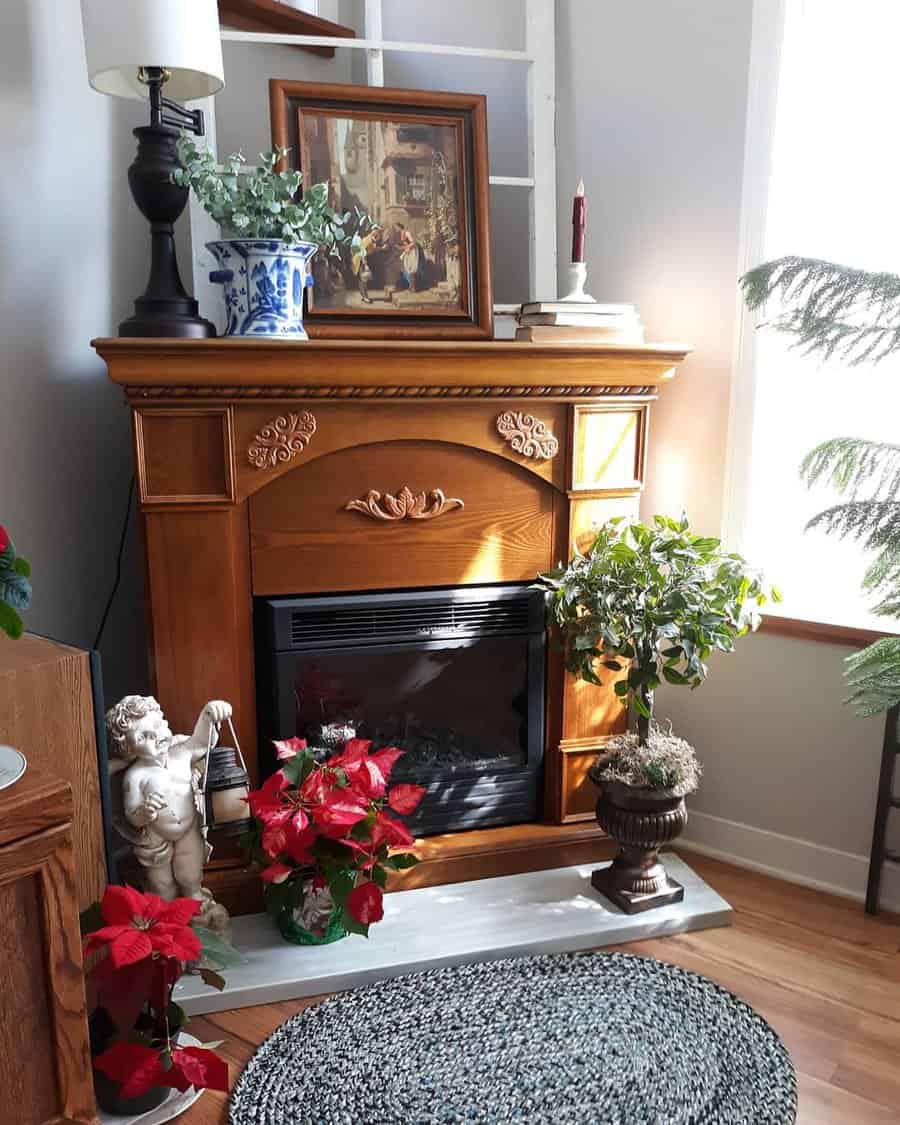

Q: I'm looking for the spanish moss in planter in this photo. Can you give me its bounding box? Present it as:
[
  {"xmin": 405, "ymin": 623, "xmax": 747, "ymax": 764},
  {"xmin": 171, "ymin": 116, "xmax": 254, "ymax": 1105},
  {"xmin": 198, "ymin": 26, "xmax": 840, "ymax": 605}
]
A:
[
  {"xmin": 538, "ymin": 515, "xmax": 779, "ymax": 913},
  {"xmin": 174, "ymin": 139, "xmax": 369, "ymax": 339}
]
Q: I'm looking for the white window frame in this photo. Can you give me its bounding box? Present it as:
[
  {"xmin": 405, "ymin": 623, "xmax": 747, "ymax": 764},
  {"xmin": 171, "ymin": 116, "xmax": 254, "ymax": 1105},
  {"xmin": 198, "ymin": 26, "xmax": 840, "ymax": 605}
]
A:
[
  {"xmin": 722, "ymin": 0, "xmax": 787, "ymax": 552},
  {"xmin": 187, "ymin": 0, "xmax": 557, "ymax": 328}
]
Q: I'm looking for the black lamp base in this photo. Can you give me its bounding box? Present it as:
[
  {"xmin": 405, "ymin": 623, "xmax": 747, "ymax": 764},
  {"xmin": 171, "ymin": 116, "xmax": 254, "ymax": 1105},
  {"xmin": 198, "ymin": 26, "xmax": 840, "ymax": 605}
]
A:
[
  {"xmin": 119, "ymin": 301, "xmax": 215, "ymax": 339},
  {"xmin": 122, "ymin": 123, "xmax": 216, "ymax": 339}
]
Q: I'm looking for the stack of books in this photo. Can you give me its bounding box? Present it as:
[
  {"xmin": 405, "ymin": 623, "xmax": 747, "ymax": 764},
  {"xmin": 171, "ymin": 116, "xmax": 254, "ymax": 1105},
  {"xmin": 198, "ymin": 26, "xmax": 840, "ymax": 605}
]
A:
[{"xmin": 515, "ymin": 301, "xmax": 644, "ymax": 344}]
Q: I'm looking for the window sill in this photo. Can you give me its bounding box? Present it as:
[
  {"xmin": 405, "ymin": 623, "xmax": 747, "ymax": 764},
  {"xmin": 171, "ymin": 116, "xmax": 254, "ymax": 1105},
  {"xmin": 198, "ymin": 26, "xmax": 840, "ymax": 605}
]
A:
[{"xmin": 759, "ymin": 614, "xmax": 894, "ymax": 648}]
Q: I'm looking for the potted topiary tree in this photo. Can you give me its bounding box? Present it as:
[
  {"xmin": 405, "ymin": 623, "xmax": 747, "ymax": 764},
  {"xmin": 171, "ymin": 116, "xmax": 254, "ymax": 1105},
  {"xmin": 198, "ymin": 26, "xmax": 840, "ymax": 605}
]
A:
[
  {"xmin": 538, "ymin": 515, "xmax": 778, "ymax": 913},
  {"xmin": 174, "ymin": 139, "xmax": 367, "ymax": 339}
]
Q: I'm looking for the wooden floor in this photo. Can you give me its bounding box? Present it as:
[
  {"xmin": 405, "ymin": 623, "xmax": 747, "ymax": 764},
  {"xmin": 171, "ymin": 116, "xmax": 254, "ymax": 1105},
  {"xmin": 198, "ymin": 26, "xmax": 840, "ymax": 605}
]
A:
[{"xmin": 181, "ymin": 853, "xmax": 900, "ymax": 1124}]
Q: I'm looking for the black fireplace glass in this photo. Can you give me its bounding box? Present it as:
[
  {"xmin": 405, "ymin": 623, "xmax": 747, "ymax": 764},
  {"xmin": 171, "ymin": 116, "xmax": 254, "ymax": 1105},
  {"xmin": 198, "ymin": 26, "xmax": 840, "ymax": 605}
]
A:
[{"xmin": 255, "ymin": 584, "xmax": 546, "ymax": 835}]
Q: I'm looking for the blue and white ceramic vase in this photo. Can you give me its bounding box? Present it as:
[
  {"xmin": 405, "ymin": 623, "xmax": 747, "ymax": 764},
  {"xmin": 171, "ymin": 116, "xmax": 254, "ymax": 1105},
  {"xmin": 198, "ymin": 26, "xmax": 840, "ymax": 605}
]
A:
[{"xmin": 206, "ymin": 239, "xmax": 318, "ymax": 339}]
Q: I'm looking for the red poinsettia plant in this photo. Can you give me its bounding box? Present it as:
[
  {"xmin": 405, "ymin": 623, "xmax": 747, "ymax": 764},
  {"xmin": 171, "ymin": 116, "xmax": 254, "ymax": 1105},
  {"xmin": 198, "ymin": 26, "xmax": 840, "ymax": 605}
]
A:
[
  {"xmin": 244, "ymin": 737, "xmax": 426, "ymax": 936},
  {"xmin": 81, "ymin": 885, "xmax": 233, "ymax": 1102}
]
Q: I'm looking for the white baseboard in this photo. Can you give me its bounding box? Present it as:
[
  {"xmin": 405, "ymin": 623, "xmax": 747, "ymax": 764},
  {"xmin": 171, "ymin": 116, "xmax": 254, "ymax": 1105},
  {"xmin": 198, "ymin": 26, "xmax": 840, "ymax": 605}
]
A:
[{"xmin": 676, "ymin": 810, "xmax": 900, "ymax": 914}]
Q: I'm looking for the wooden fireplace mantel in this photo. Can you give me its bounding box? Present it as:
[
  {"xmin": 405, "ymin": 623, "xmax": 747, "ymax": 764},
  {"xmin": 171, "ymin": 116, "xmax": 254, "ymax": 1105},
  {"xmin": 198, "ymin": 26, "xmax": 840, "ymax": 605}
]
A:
[
  {"xmin": 95, "ymin": 337, "xmax": 690, "ymax": 906},
  {"xmin": 96, "ymin": 337, "xmax": 688, "ymax": 400}
]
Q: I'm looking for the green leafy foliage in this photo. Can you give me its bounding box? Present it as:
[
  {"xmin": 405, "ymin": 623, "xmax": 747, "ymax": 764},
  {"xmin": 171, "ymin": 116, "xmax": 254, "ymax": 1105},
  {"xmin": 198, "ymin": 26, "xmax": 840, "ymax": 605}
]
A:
[
  {"xmin": 191, "ymin": 926, "xmax": 245, "ymax": 972},
  {"xmin": 799, "ymin": 437, "xmax": 900, "ymax": 622},
  {"xmin": 537, "ymin": 516, "xmax": 776, "ymax": 743},
  {"xmin": 801, "ymin": 437, "xmax": 900, "ymax": 502},
  {"xmin": 741, "ymin": 256, "xmax": 900, "ymax": 365},
  {"xmin": 173, "ymin": 136, "xmax": 360, "ymax": 254},
  {"xmin": 845, "ymin": 637, "xmax": 900, "ymax": 716}
]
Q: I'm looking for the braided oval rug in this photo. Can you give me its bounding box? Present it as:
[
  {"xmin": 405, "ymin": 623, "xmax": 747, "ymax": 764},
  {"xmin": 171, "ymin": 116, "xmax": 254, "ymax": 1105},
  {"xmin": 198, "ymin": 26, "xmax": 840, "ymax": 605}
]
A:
[{"xmin": 229, "ymin": 952, "xmax": 797, "ymax": 1125}]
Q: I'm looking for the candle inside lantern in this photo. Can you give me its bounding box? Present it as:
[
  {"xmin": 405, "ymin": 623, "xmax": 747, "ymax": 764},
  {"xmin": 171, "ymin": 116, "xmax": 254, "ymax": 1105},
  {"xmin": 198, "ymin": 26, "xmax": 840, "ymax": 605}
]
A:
[
  {"xmin": 204, "ymin": 745, "xmax": 254, "ymax": 835},
  {"xmin": 211, "ymin": 783, "xmax": 251, "ymax": 826},
  {"xmin": 571, "ymin": 178, "xmax": 586, "ymax": 263}
]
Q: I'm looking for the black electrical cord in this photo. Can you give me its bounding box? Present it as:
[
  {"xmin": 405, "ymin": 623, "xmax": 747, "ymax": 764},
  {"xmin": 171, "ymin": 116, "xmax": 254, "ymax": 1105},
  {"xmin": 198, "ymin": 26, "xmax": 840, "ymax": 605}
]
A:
[{"xmin": 92, "ymin": 475, "xmax": 135, "ymax": 651}]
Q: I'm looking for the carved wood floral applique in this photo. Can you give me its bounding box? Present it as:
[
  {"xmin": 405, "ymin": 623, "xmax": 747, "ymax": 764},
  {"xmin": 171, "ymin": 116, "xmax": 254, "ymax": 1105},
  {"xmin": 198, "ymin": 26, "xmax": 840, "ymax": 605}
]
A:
[
  {"xmin": 345, "ymin": 487, "xmax": 465, "ymax": 522},
  {"xmin": 248, "ymin": 411, "xmax": 317, "ymax": 469},
  {"xmin": 496, "ymin": 411, "xmax": 559, "ymax": 460}
]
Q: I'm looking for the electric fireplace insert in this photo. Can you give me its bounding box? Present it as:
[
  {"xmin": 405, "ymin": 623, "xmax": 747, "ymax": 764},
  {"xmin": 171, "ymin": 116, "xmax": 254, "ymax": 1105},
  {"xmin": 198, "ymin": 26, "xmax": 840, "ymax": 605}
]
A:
[{"xmin": 255, "ymin": 584, "xmax": 546, "ymax": 835}]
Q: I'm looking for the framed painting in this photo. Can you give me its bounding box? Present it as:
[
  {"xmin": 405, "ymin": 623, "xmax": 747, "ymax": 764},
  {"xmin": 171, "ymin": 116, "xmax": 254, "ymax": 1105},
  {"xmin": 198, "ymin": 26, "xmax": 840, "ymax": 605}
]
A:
[{"xmin": 269, "ymin": 80, "xmax": 493, "ymax": 339}]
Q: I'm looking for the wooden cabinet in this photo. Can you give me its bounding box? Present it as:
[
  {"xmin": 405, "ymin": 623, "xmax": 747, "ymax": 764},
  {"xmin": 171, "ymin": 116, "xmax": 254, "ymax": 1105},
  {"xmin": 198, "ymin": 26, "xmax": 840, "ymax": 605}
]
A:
[
  {"xmin": 0, "ymin": 635, "xmax": 107, "ymax": 910},
  {"xmin": 0, "ymin": 769, "xmax": 97, "ymax": 1124}
]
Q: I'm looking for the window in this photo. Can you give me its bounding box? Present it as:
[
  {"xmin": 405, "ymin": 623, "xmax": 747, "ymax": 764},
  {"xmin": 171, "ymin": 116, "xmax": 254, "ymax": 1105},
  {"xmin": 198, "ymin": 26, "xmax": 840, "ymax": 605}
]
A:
[{"xmin": 730, "ymin": 0, "xmax": 900, "ymax": 632}]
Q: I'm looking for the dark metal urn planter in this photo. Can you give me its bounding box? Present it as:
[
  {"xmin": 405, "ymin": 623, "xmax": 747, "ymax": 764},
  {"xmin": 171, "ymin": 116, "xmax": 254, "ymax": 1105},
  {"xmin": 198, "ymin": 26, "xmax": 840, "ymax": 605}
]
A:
[{"xmin": 590, "ymin": 773, "xmax": 688, "ymax": 914}]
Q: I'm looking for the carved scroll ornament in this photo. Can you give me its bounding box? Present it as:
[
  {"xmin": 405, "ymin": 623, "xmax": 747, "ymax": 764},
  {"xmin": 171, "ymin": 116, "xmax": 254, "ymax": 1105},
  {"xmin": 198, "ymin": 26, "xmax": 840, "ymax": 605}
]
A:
[
  {"xmin": 248, "ymin": 411, "xmax": 317, "ymax": 469},
  {"xmin": 345, "ymin": 486, "xmax": 464, "ymax": 522},
  {"xmin": 496, "ymin": 410, "xmax": 560, "ymax": 460}
]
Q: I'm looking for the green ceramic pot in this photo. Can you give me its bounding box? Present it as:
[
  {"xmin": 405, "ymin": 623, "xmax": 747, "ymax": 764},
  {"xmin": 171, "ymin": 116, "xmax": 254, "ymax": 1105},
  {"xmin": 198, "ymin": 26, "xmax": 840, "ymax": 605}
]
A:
[
  {"xmin": 277, "ymin": 906, "xmax": 349, "ymax": 946},
  {"xmin": 273, "ymin": 878, "xmax": 348, "ymax": 945}
]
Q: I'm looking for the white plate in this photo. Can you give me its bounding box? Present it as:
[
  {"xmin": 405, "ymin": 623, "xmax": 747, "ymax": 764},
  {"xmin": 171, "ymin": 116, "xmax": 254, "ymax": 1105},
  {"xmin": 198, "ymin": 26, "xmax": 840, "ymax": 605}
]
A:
[
  {"xmin": 97, "ymin": 1085, "xmax": 205, "ymax": 1125},
  {"xmin": 0, "ymin": 745, "xmax": 26, "ymax": 791}
]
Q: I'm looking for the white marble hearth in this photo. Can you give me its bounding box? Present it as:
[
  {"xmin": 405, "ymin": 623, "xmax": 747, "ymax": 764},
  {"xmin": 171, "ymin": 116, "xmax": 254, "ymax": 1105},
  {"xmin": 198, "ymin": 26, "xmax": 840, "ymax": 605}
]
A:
[{"xmin": 177, "ymin": 854, "xmax": 730, "ymax": 1015}]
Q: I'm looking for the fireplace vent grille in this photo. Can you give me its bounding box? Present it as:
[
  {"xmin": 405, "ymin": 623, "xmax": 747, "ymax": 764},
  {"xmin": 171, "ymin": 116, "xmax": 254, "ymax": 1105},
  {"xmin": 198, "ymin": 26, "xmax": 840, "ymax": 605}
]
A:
[{"xmin": 288, "ymin": 597, "xmax": 535, "ymax": 648}]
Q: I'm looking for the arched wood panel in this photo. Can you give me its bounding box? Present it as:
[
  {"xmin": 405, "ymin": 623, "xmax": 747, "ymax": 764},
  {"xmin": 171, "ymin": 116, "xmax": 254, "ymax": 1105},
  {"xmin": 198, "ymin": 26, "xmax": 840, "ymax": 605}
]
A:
[
  {"xmin": 233, "ymin": 401, "xmax": 567, "ymax": 502},
  {"xmin": 250, "ymin": 439, "xmax": 567, "ymax": 594}
]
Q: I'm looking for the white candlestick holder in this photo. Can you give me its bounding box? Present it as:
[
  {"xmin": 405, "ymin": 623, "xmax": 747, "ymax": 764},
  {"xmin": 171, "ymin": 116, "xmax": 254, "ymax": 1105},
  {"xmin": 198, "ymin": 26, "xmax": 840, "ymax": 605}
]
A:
[{"xmin": 559, "ymin": 261, "xmax": 595, "ymax": 303}]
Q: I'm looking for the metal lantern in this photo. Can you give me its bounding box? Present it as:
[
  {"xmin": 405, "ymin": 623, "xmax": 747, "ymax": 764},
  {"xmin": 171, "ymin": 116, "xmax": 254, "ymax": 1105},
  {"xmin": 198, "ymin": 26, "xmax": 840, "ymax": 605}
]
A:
[{"xmin": 201, "ymin": 719, "xmax": 254, "ymax": 836}]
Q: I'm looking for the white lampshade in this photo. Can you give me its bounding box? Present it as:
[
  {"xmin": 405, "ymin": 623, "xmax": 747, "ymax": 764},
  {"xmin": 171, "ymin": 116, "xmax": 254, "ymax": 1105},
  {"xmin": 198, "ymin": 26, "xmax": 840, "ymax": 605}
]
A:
[{"xmin": 81, "ymin": 0, "xmax": 225, "ymax": 102}]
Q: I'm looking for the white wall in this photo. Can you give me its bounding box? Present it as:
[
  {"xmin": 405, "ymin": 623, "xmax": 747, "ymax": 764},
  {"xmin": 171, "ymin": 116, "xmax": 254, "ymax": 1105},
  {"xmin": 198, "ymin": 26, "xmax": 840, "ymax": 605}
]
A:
[
  {"xmin": 0, "ymin": 0, "xmax": 149, "ymax": 704},
  {"xmin": 215, "ymin": 39, "xmax": 353, "ymax": 159},
  {"xmin": 376, "ymin": 0, "xmax": 531, "ymax": 304},
  {"xmin": 556, "ymin": 0, "xmax": 750, "ymax": 535},
  {"xmin": 556, "ymin": 0, "xmax": 893, "ymax": 905}
]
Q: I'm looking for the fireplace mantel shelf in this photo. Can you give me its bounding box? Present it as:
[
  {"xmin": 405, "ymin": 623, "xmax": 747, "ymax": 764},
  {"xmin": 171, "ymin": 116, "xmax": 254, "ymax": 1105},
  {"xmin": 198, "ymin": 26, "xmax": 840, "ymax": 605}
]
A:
[{"xmin": 94, "ymin": 337, "xmax": 692, "ymax": 398}]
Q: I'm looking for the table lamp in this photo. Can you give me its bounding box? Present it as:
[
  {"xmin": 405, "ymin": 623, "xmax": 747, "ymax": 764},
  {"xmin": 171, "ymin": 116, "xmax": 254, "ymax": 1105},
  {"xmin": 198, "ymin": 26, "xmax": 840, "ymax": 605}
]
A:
[{"xmin": 80, "ymin": 0, "xmax": 225, "ymax": 338}]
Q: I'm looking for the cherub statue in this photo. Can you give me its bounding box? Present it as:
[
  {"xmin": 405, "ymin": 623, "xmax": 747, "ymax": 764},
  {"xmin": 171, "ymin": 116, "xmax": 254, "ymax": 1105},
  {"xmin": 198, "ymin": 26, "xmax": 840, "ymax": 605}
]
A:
[{"xmin": 105, "ymin": 696, "xmax": 232, "ymax": 911}]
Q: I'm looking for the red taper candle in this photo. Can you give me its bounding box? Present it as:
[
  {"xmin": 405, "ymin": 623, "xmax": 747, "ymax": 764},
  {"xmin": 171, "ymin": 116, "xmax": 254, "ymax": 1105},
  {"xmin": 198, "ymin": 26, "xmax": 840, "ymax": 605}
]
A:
[{"xmin": 571, "ymin": 178, "xmax": 586, "ymax": 263}]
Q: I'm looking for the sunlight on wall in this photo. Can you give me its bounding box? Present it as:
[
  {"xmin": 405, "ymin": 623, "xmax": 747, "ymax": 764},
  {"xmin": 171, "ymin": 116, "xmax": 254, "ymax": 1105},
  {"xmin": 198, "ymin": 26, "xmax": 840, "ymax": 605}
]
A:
[{"xmin": 640, "ymin": 440, "xmax": 690, "ymax": 526}]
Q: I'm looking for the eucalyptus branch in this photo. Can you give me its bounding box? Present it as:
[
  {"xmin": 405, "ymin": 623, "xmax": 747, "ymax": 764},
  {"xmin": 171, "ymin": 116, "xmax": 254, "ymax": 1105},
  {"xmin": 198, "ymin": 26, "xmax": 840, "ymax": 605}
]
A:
[{"xmin": 173, "ymin": 136, "xmax": 361, "ymax": 254}]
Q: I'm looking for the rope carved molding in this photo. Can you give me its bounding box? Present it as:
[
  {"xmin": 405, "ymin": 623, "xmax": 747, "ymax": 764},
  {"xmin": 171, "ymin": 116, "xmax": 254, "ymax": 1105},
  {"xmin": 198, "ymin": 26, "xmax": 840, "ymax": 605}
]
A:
[
  {"xmin": 345, "ymin": 487, "xmax": 465, "ymax": 522},
  {"xmin": 495, "ymin": 411, "xmax": 560, "ymax": 460},
  {"xmin": 127, "ymin": 385, "xmax": 657, "ymax": 400},
  {"xmin": 248, "ymin": 411, "xmax": 317, "ymax": 469}
]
